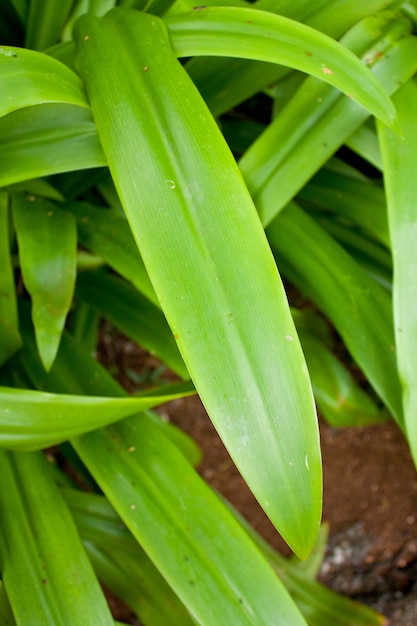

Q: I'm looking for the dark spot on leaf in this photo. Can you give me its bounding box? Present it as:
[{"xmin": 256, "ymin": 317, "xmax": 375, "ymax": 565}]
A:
[{"xmin": 305, "ymin": 51, "xmax": 313, "ymax": 56}]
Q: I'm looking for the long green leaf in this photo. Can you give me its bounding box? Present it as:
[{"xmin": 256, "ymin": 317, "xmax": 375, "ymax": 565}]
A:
[
  {"xmin": 0, "ymin": 43, "xmax": 88, "ymax": 117},
  {"xmin": 13, "ymin": 194, "xmax": 77, "ymax": 370},
  {"xmin": 74, "ymin": 416, "xmax": 307, "ymax": 625},
  {"xmin": 0, "ymin": 381, "xmax": 194, "ymax": 450},
  {"xmin": 0, "ymin": 192, "xmax": 21, "ymax": 365},
  {"xmin": 378, "ymin": 79, "xmax": 417, "ymax": 464},
  {"xmin": 240, "ymin": 10, "xmax": 417, "ymax": 226},
  {"xmin": 0, "ymin": 449, "xmax": 114, "ymax": 625},
  {"xmin": 166, "ymin": 6, "xmax": 396, "ymax": 127},
  {"xmin": 0, "ymin": 104, "xmax": 105, "ymax": 187},
  {"xmin": 184, "ymin": 0, "xmax": 400, "ymax": 117},
  {"xmin": 74, "ymin": 7, "xmax": 321, "ymax": 558},
  {"xmin": 20, "ymin": 317, "xmax": 308, "ymax": 625}
]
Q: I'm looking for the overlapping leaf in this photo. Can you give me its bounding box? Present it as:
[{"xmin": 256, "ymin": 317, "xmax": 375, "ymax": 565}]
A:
[
  {"xmin": 240, "ymin": 10, "xmax": 417, "ymax": 226},
  {"xmin": 166, "ymin": 6, "xmax": 396, "ymax": 126},
  {"xmin": 0, "ymin": 381, "xmax": 194, "ymax": 450},
  {"xmin": 74, "ymin": 7, "xmax": 322, "ymax": 558}
]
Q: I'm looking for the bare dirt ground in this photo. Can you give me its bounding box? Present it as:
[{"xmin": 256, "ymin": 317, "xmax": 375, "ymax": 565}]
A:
[{"xmin": 100, "ymin": 332, "xmax": 417, "ymax": 625}]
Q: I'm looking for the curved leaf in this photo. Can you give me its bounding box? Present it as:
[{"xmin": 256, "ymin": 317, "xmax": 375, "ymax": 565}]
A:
[
  {"xmin": 182, "ymin": 0, "xmax": 400, "ymax": 117},
  {"xmin": 240, "ymin": 10, "xmax": 417, "ymax": 226},
  {"xmin": 0, "ymin": 382, "xmax": 195, "ymax": 450},
  {"xmin": 74, "ymin": 7, "xmax": 322, "ymax": 558},
  {"xmin": 166, "ymin": 6, "xmax": 396, "ymax": 126},
  {"xmin": 0, "ymin": 44, "xmax": 88, "ymax": 118},
  {"xmin": 0, "ymin": 104, "xmax": 106, "ymax": 187}
]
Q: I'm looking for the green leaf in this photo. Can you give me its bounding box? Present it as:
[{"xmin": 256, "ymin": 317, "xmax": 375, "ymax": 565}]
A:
[
  {"xmin": 74, "ymin": 7, "xmax": 322, "ymax": 558},
  {"xmin": 378, "ymin": 78, "xmax": 417, "ymax": 464},
  {"xmin": 19, "ymin": 310, "xmax": 202, "ymax": 464},
  {"xmin": 0, "ymin": 381, "xmax": 195, "ymax": 450},
  {"xmin": 13, "ymin": 194, "xmax": 77, "ymax": 370},
  {"xmin": 166, "ymin": 6, "xmax": 396, "ymax": 127},
  {"xmin": 0, "ymin": 192, "xmax": 22, "ymax": 365},
  {"xmin": 76, "ymin": 269, "xmax": 188, "ymax": 379},
  {"xmin": 266, "ymin": 202, "xmax": 402, "ymax": 423},
  {"xmin": 74, "ymin": 416, "xmax": 308, "ymax": 625},
  {"xmin": 0, "ymin": 449, "xmax": 114, "ymax": 625},
  {"xmin": 0, "ymin": 44, "xmax": 88, "ymax": 117},
  {"xmin": 240, "ymin": 10, "xmax": 417, "ymax": 226},
  {"xmin": 184, "ymin": 0, "xmax": 400, "ymax": 117},
  {"xmin": 0, "ymin": 104, "xmax": 105, "ymax": 187}
]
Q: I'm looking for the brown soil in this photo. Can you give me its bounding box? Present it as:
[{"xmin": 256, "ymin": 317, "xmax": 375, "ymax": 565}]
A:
[{"xmin": 99, "ymin": 332, "xmax": 417, "ymax": 625}]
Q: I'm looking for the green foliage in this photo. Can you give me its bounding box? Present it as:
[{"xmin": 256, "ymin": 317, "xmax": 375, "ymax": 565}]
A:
[{"xmin": 0, "ymin": 0, "xmax": 415, "ymax": 624}]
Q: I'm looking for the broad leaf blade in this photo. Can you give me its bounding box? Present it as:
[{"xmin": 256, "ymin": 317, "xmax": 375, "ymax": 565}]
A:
[
  {"xmin": 74, "ymin": 416, "xmax": 308, "ymax": 626},
  {"xmin": 13, "ymin": 194, "xmax": 77, "ymax": 370},
  {"xmin": 378, "ymin": 79, "xmax": 417, "ymax": 463},
  {"xmin": 74, "ymin": 8, "xmax": 322, "ymax": 558},
  {"xmin": 166, "ymin": 6, "xmax": 396, "ymax": 126},
  {"xmin": 0, "ymin": 449, "xmax": 114, "ymax": 625}
]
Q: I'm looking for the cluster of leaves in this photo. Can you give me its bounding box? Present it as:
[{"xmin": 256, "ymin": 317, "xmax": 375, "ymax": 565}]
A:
[{"xmin": 1, "ymin": 0, "xmax": 417, "ymax": 624}]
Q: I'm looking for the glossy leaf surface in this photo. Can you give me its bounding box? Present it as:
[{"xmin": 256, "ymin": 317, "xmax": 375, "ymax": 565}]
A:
[
  {"xmin": 167, "ymin": 6, "xmax": 396, "ymax": 127},
  {"xmin": 0, "ymin": 104, "xmax": 105, "ymax": 187},
  {"xmin": 74, "ymin": 7, "xmax": 322, "ymax": 558},
  {"xmin": 76, "ymin": 269, "xmax": 188, "ymax": 379},
  {"xmin": 240, "ymin": 11, "xmax": 417, "ymax": 226},
  {"xmin": 0, "ymin": 381, "xmax": 194, "ymax": 450},
  {"xmin": 74, "ymin": 416, "xmax": 307, "ymax": 626},
  {"xmin": 0, "ymin": 43, "xmax": 88, "ymax": 117}
]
